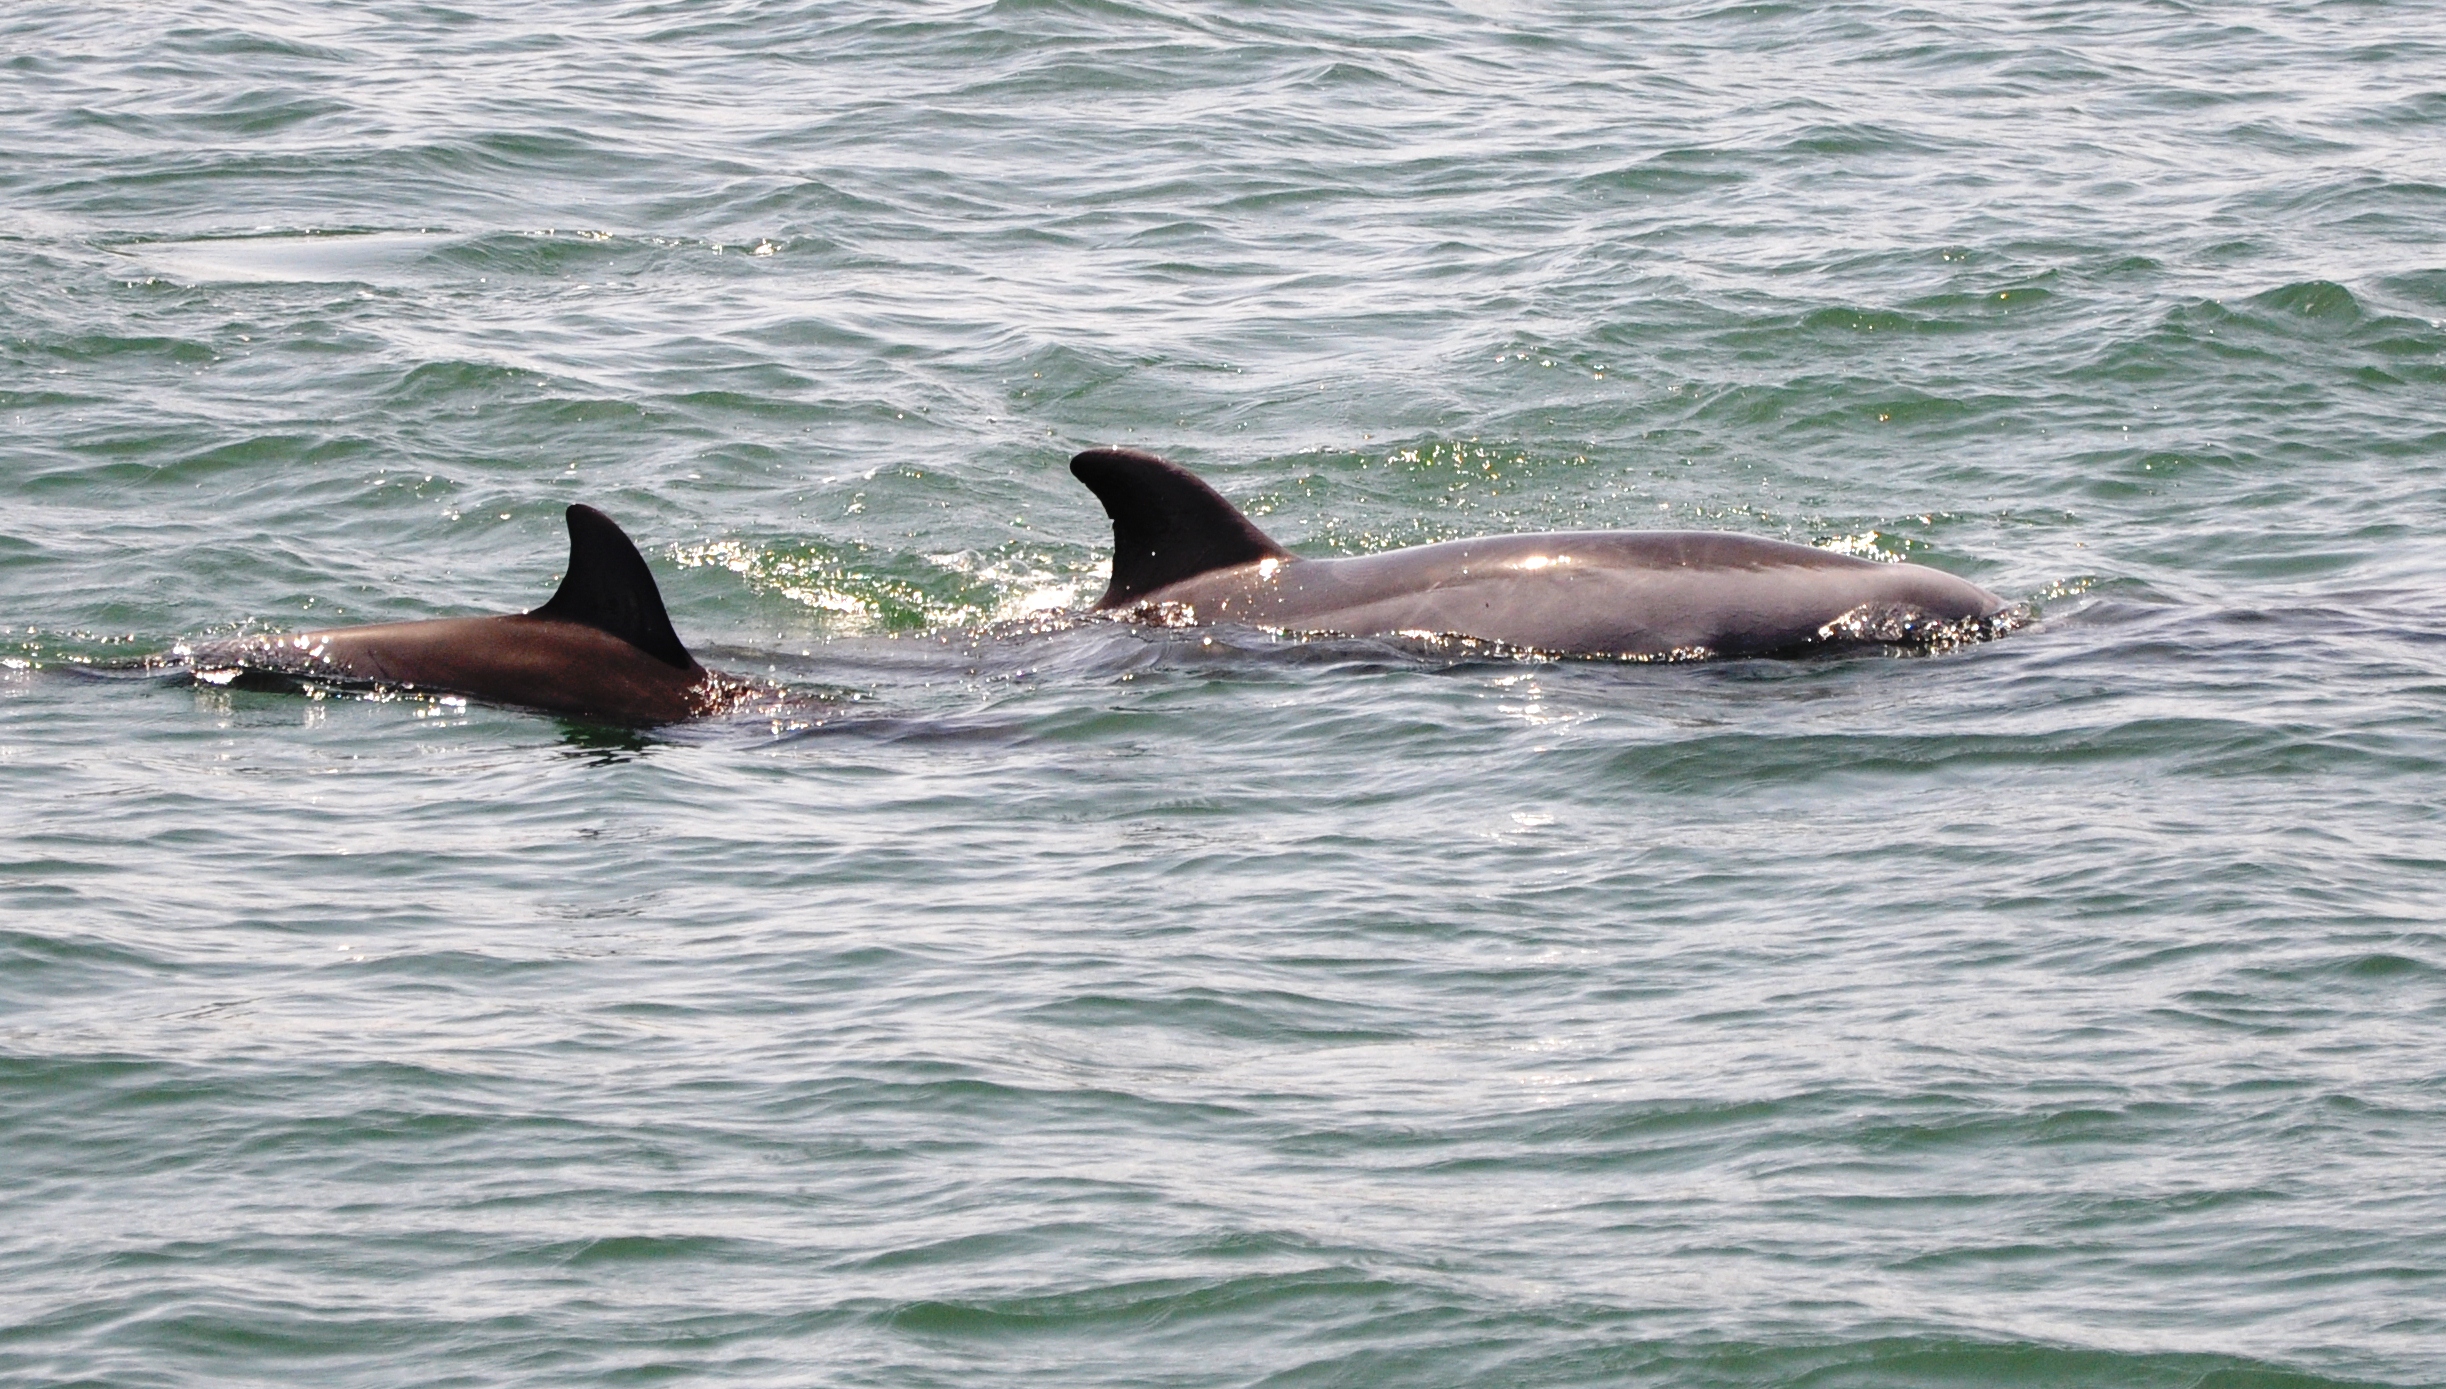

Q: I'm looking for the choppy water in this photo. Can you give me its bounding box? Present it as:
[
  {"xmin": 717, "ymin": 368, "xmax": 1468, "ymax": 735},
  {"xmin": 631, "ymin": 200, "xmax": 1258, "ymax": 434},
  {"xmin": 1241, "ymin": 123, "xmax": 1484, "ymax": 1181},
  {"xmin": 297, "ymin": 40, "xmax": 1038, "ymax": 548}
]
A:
[{"xmin": 6, "ymin": 2, "xmax": 2445, "ymax": 1385}]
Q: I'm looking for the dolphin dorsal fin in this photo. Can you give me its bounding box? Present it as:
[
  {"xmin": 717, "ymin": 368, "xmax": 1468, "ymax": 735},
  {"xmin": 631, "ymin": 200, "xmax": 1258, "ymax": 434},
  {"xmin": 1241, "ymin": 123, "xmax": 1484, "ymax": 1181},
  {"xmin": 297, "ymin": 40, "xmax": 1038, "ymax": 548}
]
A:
[
  {"xmin": 1071, "ymin": 449, "xmax": 1292, "ymax": 609},
  {"xmin": 529, "ymin": 504, "xmax": 697, "ymax": 669}
]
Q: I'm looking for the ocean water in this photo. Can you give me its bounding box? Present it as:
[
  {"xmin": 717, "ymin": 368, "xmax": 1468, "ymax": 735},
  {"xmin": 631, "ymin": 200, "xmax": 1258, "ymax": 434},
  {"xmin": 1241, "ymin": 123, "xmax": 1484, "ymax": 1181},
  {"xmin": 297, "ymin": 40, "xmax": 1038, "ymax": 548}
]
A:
[{"xmin": 4, "ymin": 2, "xmax": 2444, "ymax": 1385}]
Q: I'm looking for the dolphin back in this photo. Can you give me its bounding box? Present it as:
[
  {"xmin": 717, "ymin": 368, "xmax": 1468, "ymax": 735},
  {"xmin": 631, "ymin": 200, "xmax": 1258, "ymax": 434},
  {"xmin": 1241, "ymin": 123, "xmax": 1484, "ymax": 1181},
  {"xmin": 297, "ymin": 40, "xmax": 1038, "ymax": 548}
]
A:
[
  {"xmin": 1068, "ymin": 450, "xmax": 2010, "ymax": 657},
  {"xmin": 529, "ymin": 504, "xmax": 697, "ymax": 669},
  {"xmin": 1071, "ymin": 449, "xmax": 1292, "ymax": 609}
]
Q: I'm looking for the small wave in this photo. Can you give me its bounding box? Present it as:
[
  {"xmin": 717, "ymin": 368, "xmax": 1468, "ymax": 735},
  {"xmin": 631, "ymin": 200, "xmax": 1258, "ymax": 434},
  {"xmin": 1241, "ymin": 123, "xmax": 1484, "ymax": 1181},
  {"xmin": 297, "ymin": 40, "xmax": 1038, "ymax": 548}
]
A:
[
  {"xmin": 2247, "ymin": 280, "xmax": 2364, "ymax": 325},
  {"xmin": 669, "ymin": 535, "xmax": 1093, "ymax": 634}
]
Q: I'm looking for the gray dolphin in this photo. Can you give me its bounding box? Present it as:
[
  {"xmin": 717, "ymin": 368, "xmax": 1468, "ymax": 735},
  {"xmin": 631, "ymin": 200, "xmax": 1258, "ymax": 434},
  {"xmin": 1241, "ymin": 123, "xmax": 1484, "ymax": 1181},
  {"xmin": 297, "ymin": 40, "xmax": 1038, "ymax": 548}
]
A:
[
  {"xmin": 184, "ymin": 505, "xmax": 727, "ymax": 722},
  {"xmin": 1071, "ymin": 449, "xmax": 2008, "ymax": 657}
]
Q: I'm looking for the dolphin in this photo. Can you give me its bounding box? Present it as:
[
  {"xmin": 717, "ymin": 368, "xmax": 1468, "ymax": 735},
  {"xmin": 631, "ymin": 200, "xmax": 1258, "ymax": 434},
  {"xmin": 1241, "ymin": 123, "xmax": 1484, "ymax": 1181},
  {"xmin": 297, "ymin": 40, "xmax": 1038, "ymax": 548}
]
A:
[
  {"xmin": 183, "ymin": 504, "xmax": 727, "ymax": 722},
  {"xmin": 1070, "ymin": 449, "xmax": 2009, "ymax": 658}
]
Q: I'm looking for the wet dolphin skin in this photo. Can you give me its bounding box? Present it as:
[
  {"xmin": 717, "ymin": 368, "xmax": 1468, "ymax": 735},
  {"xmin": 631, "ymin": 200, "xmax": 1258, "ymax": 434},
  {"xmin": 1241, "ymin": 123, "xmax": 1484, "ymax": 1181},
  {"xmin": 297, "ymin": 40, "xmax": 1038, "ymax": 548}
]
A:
[
  {"xmin": 184, "ymin": 505, "xmax": 721, "ymax": 723},
  {"xmin": 1072, "ymin": 448, "xmax": 2007, "ymax": 658}
]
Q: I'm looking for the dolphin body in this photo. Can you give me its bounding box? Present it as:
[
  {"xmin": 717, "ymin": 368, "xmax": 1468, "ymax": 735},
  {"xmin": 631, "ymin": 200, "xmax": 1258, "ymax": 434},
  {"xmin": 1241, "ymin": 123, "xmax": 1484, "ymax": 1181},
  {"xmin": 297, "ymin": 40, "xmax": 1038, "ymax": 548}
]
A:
[
  {"xmin": 184, "ymin": 505, "xmax": 723, "ymax": 722},
  {"xmin": 1071, "ymin": 449, "xmax": 2008, "ymax": 658}
]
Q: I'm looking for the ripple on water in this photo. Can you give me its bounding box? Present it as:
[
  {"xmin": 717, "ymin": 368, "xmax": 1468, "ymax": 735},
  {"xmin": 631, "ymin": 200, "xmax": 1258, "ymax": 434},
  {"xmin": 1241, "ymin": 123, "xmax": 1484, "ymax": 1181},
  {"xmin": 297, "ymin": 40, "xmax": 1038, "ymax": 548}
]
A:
[{"xmin": 5, "ymin": 2, "xmax": 2446, "ymax": 1386}]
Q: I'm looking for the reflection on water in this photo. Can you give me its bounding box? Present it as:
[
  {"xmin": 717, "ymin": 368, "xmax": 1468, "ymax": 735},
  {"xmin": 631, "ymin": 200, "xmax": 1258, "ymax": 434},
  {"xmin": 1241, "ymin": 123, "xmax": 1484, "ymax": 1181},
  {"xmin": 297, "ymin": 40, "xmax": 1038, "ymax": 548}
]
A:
[
  {"xmin": 554, "ymin": 719, "xmax": 652, "ymax": 763},
  {"xmin": 120, "ymin": 231, "xmax": 454, "ymax": 286}
]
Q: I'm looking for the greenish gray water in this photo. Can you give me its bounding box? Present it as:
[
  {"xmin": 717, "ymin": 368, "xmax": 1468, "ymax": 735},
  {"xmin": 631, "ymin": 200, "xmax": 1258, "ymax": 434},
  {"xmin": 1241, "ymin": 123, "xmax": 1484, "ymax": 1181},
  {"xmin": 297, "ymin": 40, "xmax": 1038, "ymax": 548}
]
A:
[{"xmin": 4, "ymin": 2, "xmax": 2444, "ymax": 1385}]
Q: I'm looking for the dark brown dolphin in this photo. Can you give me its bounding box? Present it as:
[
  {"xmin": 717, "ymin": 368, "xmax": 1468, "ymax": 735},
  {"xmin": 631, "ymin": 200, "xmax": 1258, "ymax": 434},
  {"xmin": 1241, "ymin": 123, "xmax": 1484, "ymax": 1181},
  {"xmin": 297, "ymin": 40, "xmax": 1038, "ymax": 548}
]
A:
[
  {"xmin": 185, "ymin": 505, "xmax": 726, "ymax": 722},
  {"xmin": 1071, "ymin": 449, "xmax": 2009, "ymax": 658}
]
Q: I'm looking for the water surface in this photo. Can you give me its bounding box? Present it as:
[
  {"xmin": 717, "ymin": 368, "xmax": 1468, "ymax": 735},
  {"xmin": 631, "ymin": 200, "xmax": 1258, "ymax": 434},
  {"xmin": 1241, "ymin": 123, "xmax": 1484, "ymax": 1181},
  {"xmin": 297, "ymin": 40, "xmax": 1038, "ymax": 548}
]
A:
[{"xmin": 4, "ymin": 2, "xmax": 2444, "ymax": 1385}]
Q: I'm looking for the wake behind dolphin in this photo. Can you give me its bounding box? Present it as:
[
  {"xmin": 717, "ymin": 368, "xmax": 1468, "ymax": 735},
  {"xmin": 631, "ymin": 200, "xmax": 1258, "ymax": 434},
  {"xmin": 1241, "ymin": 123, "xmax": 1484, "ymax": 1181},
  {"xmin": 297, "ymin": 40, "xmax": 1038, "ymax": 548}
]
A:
[{"xmin": 1070, "ymin": 448, "xmax": 2014, "ymax": 659}]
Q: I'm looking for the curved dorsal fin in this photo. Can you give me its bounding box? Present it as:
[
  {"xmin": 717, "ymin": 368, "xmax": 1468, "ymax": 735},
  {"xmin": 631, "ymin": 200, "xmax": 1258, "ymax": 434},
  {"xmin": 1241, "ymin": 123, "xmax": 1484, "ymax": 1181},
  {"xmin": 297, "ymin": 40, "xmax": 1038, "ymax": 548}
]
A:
[
  {"xmin": 1070, "ymin": 449, "xmax": 1292, "ymax": 609},
  {"xmin": 529, "ymin": 504, "xmax": 697, "ymax": 669}
]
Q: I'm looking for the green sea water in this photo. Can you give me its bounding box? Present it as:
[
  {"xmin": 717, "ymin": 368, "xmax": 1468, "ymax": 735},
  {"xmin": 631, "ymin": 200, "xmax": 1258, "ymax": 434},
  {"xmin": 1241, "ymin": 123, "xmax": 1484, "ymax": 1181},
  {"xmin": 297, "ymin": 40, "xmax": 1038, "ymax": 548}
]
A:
[{"xmin": 4, "ymin": 2, "xmax": 2443, "ymax": 1385}]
